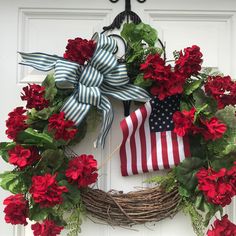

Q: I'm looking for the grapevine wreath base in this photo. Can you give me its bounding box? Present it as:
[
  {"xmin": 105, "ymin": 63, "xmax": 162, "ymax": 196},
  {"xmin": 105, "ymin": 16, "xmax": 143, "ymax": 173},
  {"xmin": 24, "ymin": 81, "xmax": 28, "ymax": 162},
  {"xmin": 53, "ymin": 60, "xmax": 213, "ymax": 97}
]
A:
[
  {"xmin": 1, "ymin": 22, "xmax": 236, "ymax": 236},
  {"xmin": 81, "ymin": 186, "xmax": 180, "ymax": 226}
]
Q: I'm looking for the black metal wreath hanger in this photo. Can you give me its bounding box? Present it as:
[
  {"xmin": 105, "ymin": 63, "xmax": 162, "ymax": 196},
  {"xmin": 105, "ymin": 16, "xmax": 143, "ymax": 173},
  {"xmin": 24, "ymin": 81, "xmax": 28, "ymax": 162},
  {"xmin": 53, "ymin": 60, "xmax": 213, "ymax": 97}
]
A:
[{"xmin": 103, "ymin": 0, "xmax": 145, "ymax": 32}]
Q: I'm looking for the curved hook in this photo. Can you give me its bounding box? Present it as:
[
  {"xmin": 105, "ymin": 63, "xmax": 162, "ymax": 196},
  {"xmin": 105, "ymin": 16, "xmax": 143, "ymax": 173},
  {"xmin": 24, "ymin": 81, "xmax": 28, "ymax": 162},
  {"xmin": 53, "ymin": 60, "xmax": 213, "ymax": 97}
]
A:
[{"xmin": 108, "ymin": 34, "xmax": 127, "ymax": 62}]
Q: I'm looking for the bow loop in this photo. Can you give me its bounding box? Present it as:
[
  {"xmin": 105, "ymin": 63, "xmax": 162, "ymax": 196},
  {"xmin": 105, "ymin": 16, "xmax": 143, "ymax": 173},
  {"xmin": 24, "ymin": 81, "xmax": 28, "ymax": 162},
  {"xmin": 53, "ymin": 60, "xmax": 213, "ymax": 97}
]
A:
[
  {"xmin": 55, "ymin": 59, "xmax": 82, "ymax": 89},
  {"xmin": 79, "ymin": 64, "xmax": 104, "ymax": 87},
  {"xmin": 90, "ymin": 33, "xmax": 117, "ymax": 74},
  {"xmin": 76, "ymin": 83, "xmax": 101, "ymax": 107}
]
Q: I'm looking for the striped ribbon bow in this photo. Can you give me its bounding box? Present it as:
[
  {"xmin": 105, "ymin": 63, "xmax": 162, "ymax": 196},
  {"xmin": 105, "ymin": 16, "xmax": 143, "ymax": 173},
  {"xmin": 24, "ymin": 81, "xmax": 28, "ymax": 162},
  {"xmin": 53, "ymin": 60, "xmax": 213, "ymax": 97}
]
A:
[{"xmin": 19, "ymin": 33, "xmax": 150, "ymax": 147}]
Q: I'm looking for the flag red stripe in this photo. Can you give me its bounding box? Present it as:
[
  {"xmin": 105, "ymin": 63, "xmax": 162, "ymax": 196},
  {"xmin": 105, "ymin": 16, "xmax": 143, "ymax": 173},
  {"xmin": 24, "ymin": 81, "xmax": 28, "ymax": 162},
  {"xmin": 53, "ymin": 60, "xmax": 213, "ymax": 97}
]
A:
[
  {"xmin": 139, "ymin": 105, "xmax": 148, "ymax": 173},
  {"xmin": 120, "ymin": 119, "xmax": 129, "ymax": 176},
  {"xmin": 183, "ymin": 135, "xmax": 191, "ymax": 158},
  {"xmin": 151, "ymin": 131, "xmax": 158, "ymax": 171},
  {"xmin": 161, "ymin": 132, "xmax": 170, "ymax": 169},
  {"xmin": 130, "ymin": 112, "xmax": 138, "ymax": 175},
  {"xmin": 171, "ymin": 131, "xmax": 180, "ymax": 166}
]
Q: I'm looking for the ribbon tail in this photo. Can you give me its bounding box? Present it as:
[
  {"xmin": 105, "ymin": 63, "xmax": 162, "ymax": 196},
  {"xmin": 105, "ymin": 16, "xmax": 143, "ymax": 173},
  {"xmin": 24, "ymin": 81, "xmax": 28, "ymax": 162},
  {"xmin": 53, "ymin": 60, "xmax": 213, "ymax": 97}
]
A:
[
  {"xmin": 19, "ymin": 52, "xmax": 60, "ymax": 72},
  {"xmin": 61, "ymin": 93, "xmax": 91, "ymax": 126},
  {"xmin": 100, "ymin": 83, "xmax": 150, "ymax": 102},
  {"xmin": 95, "ymin": 95, "xmax": 113, "ymax": 148}
]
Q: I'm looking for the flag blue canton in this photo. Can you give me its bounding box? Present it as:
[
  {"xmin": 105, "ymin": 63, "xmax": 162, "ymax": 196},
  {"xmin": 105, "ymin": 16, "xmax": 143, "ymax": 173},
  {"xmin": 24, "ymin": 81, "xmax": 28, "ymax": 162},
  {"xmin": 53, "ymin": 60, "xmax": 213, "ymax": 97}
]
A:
[{"xmin": 149, "ymin": 94, "xmax": 181, "ymax": 132}]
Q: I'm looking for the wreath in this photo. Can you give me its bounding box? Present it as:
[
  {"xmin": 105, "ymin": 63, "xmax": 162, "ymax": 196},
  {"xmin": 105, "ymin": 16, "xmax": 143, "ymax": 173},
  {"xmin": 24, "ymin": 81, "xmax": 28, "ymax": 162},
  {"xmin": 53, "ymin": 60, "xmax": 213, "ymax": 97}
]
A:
[{"xmin": 1, "ymin": 22, "xmax": 236, "ymax": 236}]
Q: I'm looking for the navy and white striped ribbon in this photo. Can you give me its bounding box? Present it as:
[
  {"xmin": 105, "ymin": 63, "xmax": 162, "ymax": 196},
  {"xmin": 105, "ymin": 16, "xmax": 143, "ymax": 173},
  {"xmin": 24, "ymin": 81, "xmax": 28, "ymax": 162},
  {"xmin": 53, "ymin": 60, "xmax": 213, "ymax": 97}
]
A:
[{"xmin": 20, "ymin": 33, "xmax": 150, "ymax": 147}]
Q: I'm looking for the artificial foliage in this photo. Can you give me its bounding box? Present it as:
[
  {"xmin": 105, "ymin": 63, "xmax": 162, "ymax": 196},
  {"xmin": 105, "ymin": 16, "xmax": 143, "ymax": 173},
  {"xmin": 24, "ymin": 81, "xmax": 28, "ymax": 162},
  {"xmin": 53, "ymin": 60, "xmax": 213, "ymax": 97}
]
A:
[{"xmin": 0, "ymin": 22, "xmax": 236, "ymax": 236}]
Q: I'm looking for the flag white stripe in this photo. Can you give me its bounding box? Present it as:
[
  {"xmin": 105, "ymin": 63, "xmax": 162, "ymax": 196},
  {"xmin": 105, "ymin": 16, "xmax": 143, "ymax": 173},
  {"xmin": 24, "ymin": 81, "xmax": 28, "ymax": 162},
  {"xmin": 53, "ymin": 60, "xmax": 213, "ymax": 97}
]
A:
[
  {"xmin": 134, "ymin": 109, "xmax": 142, "ymax": 171},
  {"xmin": 155, "ymin": 132, "xmax": 163, "ymax": 170},
  {"xmin": 125, "ymin": 116, "xmax": 134, "ymax": 176},
  {"xmin": 144, "ymin": 102, "xmax": 152, "ymax": 172},
  {"xmin": 166, "ymin": 131, "xmax": 175, "ymax": 168},
  {"xmin": 177, "ymin": 135, "xmax": 185, "ymax": 162}
]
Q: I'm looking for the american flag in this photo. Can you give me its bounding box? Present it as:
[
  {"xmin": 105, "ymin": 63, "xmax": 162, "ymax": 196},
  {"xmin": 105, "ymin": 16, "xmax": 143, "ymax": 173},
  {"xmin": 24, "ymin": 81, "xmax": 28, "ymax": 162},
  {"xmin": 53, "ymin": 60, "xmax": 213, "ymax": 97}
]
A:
[{"xmin": 119, "ymin": 95, "xmax": 191, "ymax": 176}]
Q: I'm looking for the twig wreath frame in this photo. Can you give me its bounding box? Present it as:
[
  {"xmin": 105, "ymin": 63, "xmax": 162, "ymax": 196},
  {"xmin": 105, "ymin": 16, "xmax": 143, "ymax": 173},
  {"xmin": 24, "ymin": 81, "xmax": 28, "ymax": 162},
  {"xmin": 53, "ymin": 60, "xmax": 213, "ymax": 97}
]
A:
[{"xmin": 1, "ymin": 22, "xmax": 236, "ymax": 236}]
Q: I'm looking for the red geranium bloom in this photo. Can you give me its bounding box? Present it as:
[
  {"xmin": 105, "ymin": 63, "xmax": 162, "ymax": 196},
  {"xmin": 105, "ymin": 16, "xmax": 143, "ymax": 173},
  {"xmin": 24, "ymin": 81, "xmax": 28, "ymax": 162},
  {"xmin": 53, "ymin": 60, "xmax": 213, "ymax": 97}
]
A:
[
  {"xmin": 140, "ymin": 54, "xmax": 186, "ymax": 100},
  {"xmin": 3, "ymin": 194, "xmax": 28, "ymax": 225},
  {"xmin": 31, "ymin": 219, "xmax": 64, "ymax": 236},
  {"xmin": 227, "ymin": 163, "xmax": 236, "ymax": 193},
  {"xmin": 205, "ymin": 75, "xmax": 236, "ymax": 109},
  {"xmin": 196, "ymin": 167, "xmax": 236, "ymax": 207},
  {"xmin": 207, "ymin": 215, "xmax": 236, "ymax": 236},
  {"xmin": 140, "ymin": 54, "xmax": 171, "ymax": 81},
  {"xmin": 63, "ymin": 37, "xmax": 96, "ymax": 65},
  {"xmin": 173, "ymin": 107, "xmax": 196, "ymax": 136},
  {"xmin": 21, "ymin": 84, "xmax": 49, "ymax": 110},
  {"xmin": 29, "ymin": 173, "xmax": 68, "ymax": 208},
  {"xmin": 66, "ymin": 154, "xmax": 98, "ymax": 188},
  {"xmin": 199, "ymin": 117, "xmax": 227, "ymax": 141},
  {"xmin": 5, "ymin": 107, "xmax": 28, "ymax": 140},
  {"xmin": 175, "ymin": 45, "xmax": 203, "ymax": 78},
  {"xmin": 8, "ymin": 145, "xmax": 40, "ymax": 169},
  {"xmin": 48, "ymin": 112, "xmax": 77, "ymax": 141}
]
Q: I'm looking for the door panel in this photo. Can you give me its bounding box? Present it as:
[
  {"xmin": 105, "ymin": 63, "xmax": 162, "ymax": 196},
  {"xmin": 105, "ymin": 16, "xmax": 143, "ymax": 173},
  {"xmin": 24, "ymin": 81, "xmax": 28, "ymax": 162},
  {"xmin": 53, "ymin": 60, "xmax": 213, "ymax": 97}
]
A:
[{"xmin": 0, "ymin": 1, "xmax": 235, "ymax": 236}]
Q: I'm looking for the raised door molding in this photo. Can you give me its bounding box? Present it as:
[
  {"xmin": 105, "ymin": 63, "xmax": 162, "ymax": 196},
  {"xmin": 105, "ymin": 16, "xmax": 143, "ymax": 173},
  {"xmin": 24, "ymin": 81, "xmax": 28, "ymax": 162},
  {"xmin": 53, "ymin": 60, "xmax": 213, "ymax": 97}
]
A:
[{"xmin": 17, "ymin": 8, "xmax": 112, "ymax": 84}]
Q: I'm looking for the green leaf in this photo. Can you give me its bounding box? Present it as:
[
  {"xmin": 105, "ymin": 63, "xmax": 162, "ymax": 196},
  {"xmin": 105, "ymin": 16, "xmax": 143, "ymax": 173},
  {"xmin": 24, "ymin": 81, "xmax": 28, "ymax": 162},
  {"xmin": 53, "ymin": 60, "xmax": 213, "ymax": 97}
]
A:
[
  {"xmin": 216, "ymin": 105, "xmax": 236, "ymax": 128},
  {"xmin": 121, "ymin": 22, "xmax": 157, "ymax": 47},
  {"xmin": 178, "ymin": 185, "xmax": 191, "ymax": 198},
  {"xmin": 193, "ymin": 88, "xmax": 217, "ymax": 115},
  {"xmin": 58, "ymin": 180, "xmax": 81, "ymax": 205},
  {"xmin": 0, "ymin": 171, "xmax": 26, "ymax": 194},
  {"xmin": 184, "ymin": 79, "xmax": 203, "ymax": 96},
  {"xmin": 194, "ymin": 193, "xmax": 205, "ymax": 210},
  {"xmin": 37, "ymin": 149, "xmax": 65, "ymax": 172},
  {"xmin": 0, "ymin": 142, "xmax": 16, "ymax": 162},
  {"xmin": 29, "ymin": 205, "xmax": 50, "ymax": 221},
  {"xmin": 180, "ymin": 101, "xmax": 192, "ymax": 111},
  {"xmin": 175, "ymin": 157, "xmax": 204, "ymax": 191},
  {"xmin": 211, "ymin": 153, "xmax": 235, "ymax": 171},
  {"xmin": 133, "ymin": 73, "xmax": 152, "ymax": 88},
  {"xmin": 42, "ymin": 74, "xmax": 57, "ymax": 102},
  {"xmin": 201, "ymin": 202, "xmax": 222, "ymax": 227},
  {"xmin": 207, "ymin": 128, "xmax": 236, "ymax": 158},
  {"xmin": 189, "ymin": 135, "xmax": 206, "ymax": 159},
  {"xmin": 17, "ymin": 128, "xmax": 56, "ymax": 149},
  {"xmin": 29, "ymin": 107, "xmax": 54, "ymax": 120}
]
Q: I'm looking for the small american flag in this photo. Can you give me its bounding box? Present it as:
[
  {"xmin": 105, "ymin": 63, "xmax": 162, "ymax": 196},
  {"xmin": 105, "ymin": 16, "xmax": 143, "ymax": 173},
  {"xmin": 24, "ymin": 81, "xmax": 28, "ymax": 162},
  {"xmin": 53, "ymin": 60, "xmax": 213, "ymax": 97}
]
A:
[{"xmin": 119, "ymin": 95, "xmax": 191, "ymax": 176}]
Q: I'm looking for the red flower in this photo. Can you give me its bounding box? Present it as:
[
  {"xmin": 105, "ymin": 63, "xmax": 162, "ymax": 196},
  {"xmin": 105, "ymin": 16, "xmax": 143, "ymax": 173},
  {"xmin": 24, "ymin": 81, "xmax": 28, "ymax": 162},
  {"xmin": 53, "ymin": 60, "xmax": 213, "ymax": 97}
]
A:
[
  {"xmin": 207, "ymin": 215, "xmax": 236, "ymax": 236},
  {"xmin": 31, "ymin": 219, "xmax": 63, "ymax": 236},
  {"xmin": 205, "ymin": 75, "xmax": 236, "ymax": 109},
  {"xmin": 48, "ymin": 112, "xmax": 77, "ymax": 141},
  {"xmin": 140, "ymin": 54, "xmax": 171, "ymax": 81},
  {"xmin": 199, "ymin": 117, "xmax": 227, "ymax": 141},
  {"xmin": 196, "ymin": 167, "xmax": 236, "ymax": 207},
  {"xmin": 29, "ymin": 173, "xmax": 68, "ymax": 208},
  {"xmin": 173, "ymin": 107, "xmax": 196, "ymax": 136},
  {"xmin": 63, "ymin": 37, "xmax": 96, "ymax": 65},
  {"xmin": 21, "ymin": 84, "xmax": 49, "ymax": 110},
  {"xmin": 5, "ymin": 107, "xmax": 28, "ymax": 140},
  {"xmin": 175, "ymin": 45, "xmax": 203, "ymax": 78},
  {"xmin": 3, "ymin": 194, "xmax": 28, "ymax": 225},
  {"xmin": 140, "ymin": 54, "xmax": 186, "ymax": 100},
  {"xmin": 66, "ymin": 154, "xmax": 98, "ymax": 188},
  {"xmin": 8, "ymin": 145, "xmax": 40, "ymax": 169}
]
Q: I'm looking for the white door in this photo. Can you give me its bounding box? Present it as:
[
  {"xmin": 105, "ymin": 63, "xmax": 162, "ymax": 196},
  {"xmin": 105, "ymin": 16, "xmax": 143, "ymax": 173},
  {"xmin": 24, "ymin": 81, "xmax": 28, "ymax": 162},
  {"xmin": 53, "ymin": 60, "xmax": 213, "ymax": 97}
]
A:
[{"xmin": 0, "ymin": 0, "xmax": 236, "ymax": 236}]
